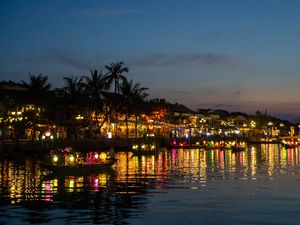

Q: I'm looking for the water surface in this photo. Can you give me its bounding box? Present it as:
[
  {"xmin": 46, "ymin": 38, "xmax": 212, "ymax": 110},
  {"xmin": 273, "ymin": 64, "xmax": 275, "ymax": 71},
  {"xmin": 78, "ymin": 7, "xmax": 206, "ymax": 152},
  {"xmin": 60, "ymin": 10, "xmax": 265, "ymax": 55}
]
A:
[{"xmin": 1, "ymin": 144, "xmax": 300, "ymax": 225}]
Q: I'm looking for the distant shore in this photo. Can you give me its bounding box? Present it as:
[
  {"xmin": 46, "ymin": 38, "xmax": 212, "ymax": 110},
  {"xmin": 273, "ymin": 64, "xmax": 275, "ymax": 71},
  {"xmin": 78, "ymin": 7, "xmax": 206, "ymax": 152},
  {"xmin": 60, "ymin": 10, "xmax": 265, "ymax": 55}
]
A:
[
  {"xmin": 0, "ymin": 137, "xmax": 167, "ymax": 156},
  {"xmin": 0, "ymin": 136, "xmax": 283, "ymax": 159}
]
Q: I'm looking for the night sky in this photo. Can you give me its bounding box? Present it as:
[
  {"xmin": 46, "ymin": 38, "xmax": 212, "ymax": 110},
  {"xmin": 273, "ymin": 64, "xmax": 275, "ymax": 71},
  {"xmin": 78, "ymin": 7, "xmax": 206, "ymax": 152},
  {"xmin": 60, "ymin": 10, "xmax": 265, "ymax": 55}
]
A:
[{"xmin": 1, "ymin": 0, "xmax": 300, "ymax": 120}]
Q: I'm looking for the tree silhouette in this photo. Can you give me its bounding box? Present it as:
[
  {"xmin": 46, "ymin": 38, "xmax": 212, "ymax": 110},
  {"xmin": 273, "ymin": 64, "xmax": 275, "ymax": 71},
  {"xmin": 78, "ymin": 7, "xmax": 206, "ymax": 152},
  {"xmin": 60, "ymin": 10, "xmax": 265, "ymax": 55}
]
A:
[
  {"xmin": 21, "ymin": 73, "xmax": 52, "ymax": 106},
  {"xmin": 60, "ymin": 76, "xmax": 85, "ymax": 138},
  {"xmin": 120, "ymin": 79, "xmax": 148, "ymax": 138},
  {"xmin": 104, "ymin": 61, "xmax": 129, "ymax": 94},
  {"xmin": 83, "ymin": 69, "xmax": 108, "ymax": 136}
]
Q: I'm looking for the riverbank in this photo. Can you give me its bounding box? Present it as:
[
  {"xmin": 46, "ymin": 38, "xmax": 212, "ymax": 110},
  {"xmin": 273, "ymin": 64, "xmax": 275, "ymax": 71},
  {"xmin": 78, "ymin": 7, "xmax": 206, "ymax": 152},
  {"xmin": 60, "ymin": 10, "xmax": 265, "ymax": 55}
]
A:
[
  {"xmin": 0, "ymin": 136, "xmax": 283, "ymax": 158},
  {"xmin": 0, "ymin": 137, "xmax": 168, "ymax": 157}
]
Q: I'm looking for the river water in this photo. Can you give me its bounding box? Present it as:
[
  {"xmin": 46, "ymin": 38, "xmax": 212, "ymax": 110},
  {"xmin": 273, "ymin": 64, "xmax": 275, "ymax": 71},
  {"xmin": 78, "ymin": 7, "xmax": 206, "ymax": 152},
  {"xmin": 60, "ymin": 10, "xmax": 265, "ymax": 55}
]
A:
[{"xmin": 1, "ymin": 144, "xmax": 300, "ymax": 225}]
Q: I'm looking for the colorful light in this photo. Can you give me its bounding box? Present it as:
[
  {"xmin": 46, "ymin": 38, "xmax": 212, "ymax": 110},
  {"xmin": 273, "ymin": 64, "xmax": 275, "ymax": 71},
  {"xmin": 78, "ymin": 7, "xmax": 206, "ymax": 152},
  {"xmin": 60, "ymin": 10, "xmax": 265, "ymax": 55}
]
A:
[
  {"xmin": 100, "ymin": 152, "xmax": 107, "ymax": 160},
  {"xmin": 53, "ymin": 155, "xmax": 58, "ymax": 162},
  {"xmin": 69, "ymin": 155, "xmax": 74, "ymax": 162}
]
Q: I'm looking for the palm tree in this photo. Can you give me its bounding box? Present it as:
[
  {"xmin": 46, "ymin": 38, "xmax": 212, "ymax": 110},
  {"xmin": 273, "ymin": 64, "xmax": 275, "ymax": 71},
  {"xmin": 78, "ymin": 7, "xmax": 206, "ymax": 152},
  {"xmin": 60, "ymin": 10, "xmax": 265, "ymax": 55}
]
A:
[
  {"xmin": 104, "ymin": 61, "xmax": 129, "ymax": 94},
  {"xmin": 21, "ymin": 73, "xmax": 52, "ymax": 140},
  {"xmin": 62, "ymin": 76, "xmax": 85, "ymax": 104},
  {"xmin": 22, "ymin": 73, "xmax": 52, "ymax": 105},
  {"xmin": 120, "ymin": 79, "xmax": 148, "ymax": 138},
  {"xmin": 83, "ymin": 69, "xmax": 108, "ymax": 135},
  {"xmin": 61, "ymin": 76, "xmax": 85, "ymax": 139},
  {"xmin": 103, "ymin": 61, "xmax": 129, "ymax": 136},
  {"xmin": 22, "ymin": 73, "xmax": 51, "ymax": 92}
]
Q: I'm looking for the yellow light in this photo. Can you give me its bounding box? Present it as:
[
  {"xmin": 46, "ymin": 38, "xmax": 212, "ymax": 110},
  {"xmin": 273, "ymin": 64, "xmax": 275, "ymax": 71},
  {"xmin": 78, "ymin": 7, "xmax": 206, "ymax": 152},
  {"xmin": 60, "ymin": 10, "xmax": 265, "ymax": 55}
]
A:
[
  {"xmin": 53, "ymin": 179, "xmax": 58, "ymax": 188},
  {"xmin": 76, "ymin": 115, "xmax": 84, "ymax": 120},
  {"xmin": 100, "ymin": 152, "xmax": 107, "ymax": 160},
  {"xmin": 98, "ymin": 174, "xmax": 107, "ymax": 186},
  {"xmin": 53, "ymin": 155, "xmax": 58, "ymax": 162},
  {"xmin": 69, "ymin": 155, "xmax": 74, "ymax": 162},
  {"xmin": 69, "ymin": 179, "xmax": 74, "ymax": 189},
  {"xmin": 11, "ymin": 112, "xmax": 16, "ymax": 115}
]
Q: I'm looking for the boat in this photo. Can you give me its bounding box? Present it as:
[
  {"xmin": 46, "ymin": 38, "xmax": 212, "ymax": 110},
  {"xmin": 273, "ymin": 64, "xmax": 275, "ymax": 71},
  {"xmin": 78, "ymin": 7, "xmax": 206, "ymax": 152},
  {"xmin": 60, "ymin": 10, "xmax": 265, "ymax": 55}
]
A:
[
  {"xmin": 40, "ymin": 159, "xmax": 116, "ymax": 174},
  {"xmin": 40, "ymin": 148, "xmax": 116, "ymax": 174},
  {"xmin": 229, "ymin": 140, "xmax": 247, "ymax": 152},
  {"xmin": 280, "ymin": 137, "xmax": 300, "ymax": 149},
  {"xmin": 202, "ymin": 140, "xmax": 225, "ymax": 150},
  {"xmin": 231, "ymin": 146, "xmax": 246, "ymax": 152},
  {"xmin": 131, "ymin": 142, "xmax": 160, "ymax": 155},
  {"xmin": 167, "ymin": 139, "xmax": 202, "ymax": 149},
  {"xmin": 132, "ymin": 150, "xmax": 159, "ymax": 156},
  {"xmin": 281, "ymin": 143, "xmax": 299, "ymax": 149}
]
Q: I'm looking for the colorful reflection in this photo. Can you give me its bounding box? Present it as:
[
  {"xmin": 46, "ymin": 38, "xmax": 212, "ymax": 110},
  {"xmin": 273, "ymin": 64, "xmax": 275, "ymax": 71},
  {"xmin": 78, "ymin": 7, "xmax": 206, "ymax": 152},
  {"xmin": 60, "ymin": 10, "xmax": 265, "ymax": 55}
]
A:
[
  {"xmin": 1, "ymin": 144, "xmax": 300, "ymax": 205},
  {"xmin": 114, "ymin": 144, "xmax": 300, "ymax": 186}
]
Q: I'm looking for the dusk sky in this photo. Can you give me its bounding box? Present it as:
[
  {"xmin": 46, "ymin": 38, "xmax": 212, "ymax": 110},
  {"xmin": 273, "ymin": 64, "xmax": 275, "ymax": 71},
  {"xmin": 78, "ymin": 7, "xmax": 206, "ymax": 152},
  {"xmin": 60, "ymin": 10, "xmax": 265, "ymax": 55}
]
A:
[{"xmin": 1, "ymin": 0, "xmax": 300, "ymax": 121}]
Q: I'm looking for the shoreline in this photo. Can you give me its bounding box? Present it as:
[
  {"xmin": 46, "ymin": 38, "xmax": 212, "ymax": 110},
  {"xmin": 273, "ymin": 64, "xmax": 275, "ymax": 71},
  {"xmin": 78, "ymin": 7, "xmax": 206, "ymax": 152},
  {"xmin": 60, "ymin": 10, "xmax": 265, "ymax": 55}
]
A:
[{"xmin": 0, "ymin": 137, "xmax": 282, "ymax": 158}]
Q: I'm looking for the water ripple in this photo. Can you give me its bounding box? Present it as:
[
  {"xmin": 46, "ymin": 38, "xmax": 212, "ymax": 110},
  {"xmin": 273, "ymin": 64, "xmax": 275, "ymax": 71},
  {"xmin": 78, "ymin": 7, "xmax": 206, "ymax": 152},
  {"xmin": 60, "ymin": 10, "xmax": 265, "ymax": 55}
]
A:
[{"xmin": 2, "ymin": 145, "xmax": 300, "ymax": 224}]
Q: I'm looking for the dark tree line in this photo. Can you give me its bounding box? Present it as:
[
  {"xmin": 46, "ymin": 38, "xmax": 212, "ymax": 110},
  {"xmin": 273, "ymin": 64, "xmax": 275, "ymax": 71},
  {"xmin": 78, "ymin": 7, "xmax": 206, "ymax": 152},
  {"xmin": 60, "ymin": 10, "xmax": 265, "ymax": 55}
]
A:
[{"xmin": 0, "ymin": 62, "xmax": 152, "ymax": 139}]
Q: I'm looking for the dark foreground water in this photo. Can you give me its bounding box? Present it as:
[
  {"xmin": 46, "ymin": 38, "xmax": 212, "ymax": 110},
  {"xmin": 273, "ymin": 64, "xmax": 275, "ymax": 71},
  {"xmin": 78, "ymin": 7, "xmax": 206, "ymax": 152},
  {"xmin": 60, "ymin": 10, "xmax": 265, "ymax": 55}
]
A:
[{"xmin": 1, "ymin": 144, "xmax": 300, "ymax": 225}]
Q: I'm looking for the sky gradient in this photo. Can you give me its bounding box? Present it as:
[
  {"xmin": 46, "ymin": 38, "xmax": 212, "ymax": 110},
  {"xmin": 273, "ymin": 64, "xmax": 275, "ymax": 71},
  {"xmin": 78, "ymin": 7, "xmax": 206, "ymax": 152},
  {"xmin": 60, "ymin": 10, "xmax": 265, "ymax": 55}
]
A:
[{"xmin": 1, "ymin": 0, "xmax": 300, "ymax": 121}]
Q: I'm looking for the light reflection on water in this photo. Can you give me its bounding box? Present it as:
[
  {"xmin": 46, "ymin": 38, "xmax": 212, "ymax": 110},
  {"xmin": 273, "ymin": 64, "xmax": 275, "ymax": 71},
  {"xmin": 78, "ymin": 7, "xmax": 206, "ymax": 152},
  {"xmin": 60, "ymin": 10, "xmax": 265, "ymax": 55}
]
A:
[{"xmin": 1, "ymin": 144, "xmax": 300, "ymax": 224}]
